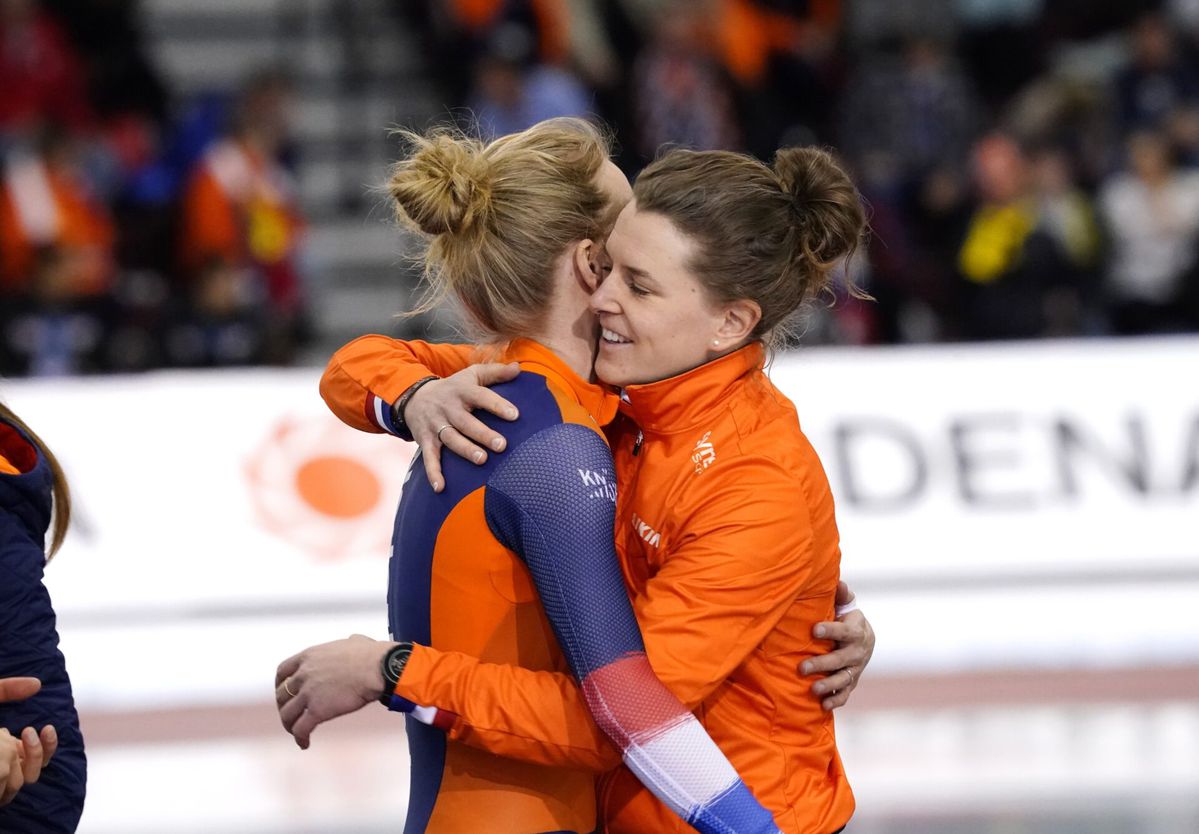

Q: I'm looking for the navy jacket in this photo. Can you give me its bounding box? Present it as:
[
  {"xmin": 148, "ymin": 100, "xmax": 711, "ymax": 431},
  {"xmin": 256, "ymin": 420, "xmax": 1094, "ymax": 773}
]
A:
[{"xmin": 0, "ymin": 419, "xmax": 86, "ymax": 832}]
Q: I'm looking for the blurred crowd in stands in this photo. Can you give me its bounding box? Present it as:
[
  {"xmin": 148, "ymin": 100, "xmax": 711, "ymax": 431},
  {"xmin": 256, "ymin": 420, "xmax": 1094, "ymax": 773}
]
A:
[
  {"xmin": 0, "ymin": 0, "xmax": 308, "ymax": 377},
  {"xmin": 405, "ymin": 0, "xmax": 1199, "ymax": 345},
  {"xmin": 2, "ymin": 0, "xmax": 1199, "ymax": 379}
]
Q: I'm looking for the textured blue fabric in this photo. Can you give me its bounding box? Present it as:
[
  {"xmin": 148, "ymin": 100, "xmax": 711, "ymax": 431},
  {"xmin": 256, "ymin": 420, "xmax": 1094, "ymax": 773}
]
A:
[
  {"xmin": 690, "ymin": 780, "xmax": 781, "ymax": 834},
  {"xmin": 484, "ymin": 423, "xmax": 638, "ymax": 680},
  {"xmin": 387, "ymin": 372, "xmax": 565, "ymax": 834},
  {"xmin": 0, "ymin": 421, "xmax": 86, "ymax": 833},
  {"xmin": 388, "ymin": 435, "xmax": 459, "ymax": 834}
]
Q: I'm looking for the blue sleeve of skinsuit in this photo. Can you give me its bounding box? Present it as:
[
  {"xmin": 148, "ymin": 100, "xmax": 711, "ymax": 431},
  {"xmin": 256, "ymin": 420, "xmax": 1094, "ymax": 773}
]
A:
[
  {"xmin": 0, "ymin": 443, "xmax": 86, "ymax": 833},
  {"xmin": 484, "ymin": 422, "xmax": 781, "ymax": 834}
]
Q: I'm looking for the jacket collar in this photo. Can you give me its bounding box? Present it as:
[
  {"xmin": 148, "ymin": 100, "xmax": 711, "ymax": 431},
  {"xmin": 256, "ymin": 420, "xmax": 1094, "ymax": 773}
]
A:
[
  {"xmin": 502, "ymin": 338, "xmax": 621, "ymax": 427},
  {"xmin": 0, "ymin": 420, "xmax": 53, "ymax": 543},
  {"xmin": 620, "ymin": 342, "xmax": 766, "ymax": 434}
]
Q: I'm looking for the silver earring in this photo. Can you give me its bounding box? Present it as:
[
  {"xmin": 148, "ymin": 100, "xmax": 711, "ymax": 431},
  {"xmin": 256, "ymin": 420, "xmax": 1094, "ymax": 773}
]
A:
[{"xmin": 712, "ymin": 339, "xmax": 720, "ymax": 348}]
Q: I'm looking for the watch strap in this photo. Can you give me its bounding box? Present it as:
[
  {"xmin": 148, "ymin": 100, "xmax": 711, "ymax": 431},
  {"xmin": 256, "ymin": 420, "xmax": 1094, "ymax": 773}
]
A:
[{"xmin": 390, "ymin": 376, "xmax": 440, "ymax": 441}]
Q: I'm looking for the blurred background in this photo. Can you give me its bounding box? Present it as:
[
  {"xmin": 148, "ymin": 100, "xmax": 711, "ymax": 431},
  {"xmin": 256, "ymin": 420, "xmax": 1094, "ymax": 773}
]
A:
[{"xmin": 1, "ymin": 0, "xmax": 1197, "ymax": 832}]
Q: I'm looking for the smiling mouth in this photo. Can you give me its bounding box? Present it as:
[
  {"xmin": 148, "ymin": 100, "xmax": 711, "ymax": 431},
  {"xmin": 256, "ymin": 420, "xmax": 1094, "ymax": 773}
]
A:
[{"xmin": 601, "ymin": 328, "xmax": 632, "ymax": 345}]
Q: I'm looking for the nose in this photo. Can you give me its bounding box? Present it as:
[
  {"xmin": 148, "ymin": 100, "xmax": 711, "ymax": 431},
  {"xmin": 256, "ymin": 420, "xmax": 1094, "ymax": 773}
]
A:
[{"xmin": 589, "ymin": 273, "xmax": 621, "ymax": 316}]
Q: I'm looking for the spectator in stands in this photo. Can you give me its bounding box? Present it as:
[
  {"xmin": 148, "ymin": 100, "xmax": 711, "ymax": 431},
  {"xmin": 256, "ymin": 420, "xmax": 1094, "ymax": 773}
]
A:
[
  {"xmin": 97, "ymin": 269, "xmax": 169, "ymax": 373},
  {"xmin": 45, "ymin": 0, "xmax": 170, "ymax": 132},
  {"xmin": 838, "ymin": 34, "xmax": 981, "ymax": 342},
  {"xmin": 839, "ymin": 35, "xmax": 979, "ymax": 195},
  {"xmin": 1114, "ymin": 11, "xmax": 1199, "ymax": 135},
  {"xmin": 46, "ymin": 0, "xmax": 172, "ymax": 210},
  {"xmin": 0, "ymin": 127, "xmax": 115, "ymax": 299},
  {"xmin": 899, "ymin": 164, "xmax": 976, "ymax": 341},
  {"xmin": 177, "ymin": 70, "xmax": 309, "ymax": 363},
  {"xmin": 631, "ymin": 1, "xmax": 740, "ymax": 160},
  {"xmin": 3, "ymin": 0, "xmax": 1197, "ymax": 372},
  {"xmin": 1098, "ymin": 128, "xmax": 1199, "ymax": 334},
  {"xmin": 161, "ymin": 260, "xmax": 268, "ymax": 368},
  {"xmin": 0, "ymin": 0, "xmax": 92, "ymax": 139},
  {"xmin": 708, "ymin": 0, "xmax": 843, "ymax": 156},
  {"xmin": 0, "ymin": 245, "xmax": 109, "ymax": 376},
  {"xmin": 1028, "ymin": 144, "xmax": 1102, "ymax": 335},
  {"xmin": 445, "ymin": 0, "xmax": 571, "ymax": 66},
  {"xmin": 466, "ymin": 24, "xmax": 592, "ymax": 140},
  {"xmin": 1165, "ymin": 101, "xmax": 1199, "ymax": 165},
  {"xmin": 411, "ymin": 0, "xmax": 574, "ymax": 107},
  {"xmin": 956, "ymin": 133, "xmax": 1087, "ymax": 339}
]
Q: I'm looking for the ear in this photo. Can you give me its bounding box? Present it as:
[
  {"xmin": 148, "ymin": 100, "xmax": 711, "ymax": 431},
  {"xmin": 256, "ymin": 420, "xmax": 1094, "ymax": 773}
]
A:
[
  {"xmin": 572, "ymin": 238, "xmax": 600, "ymax": 292},
  {"xmin": 714, "ymin": 299, "xmax": 761, "ymax": 344}
]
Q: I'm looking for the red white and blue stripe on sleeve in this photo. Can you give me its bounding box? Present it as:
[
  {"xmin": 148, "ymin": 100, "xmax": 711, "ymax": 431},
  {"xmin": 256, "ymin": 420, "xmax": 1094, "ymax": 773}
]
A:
[
  {"xmin": 365, "ymin": 392, "xmax": 405, "ymax": 437},
  {"xmin": 482, "ymin": 422, "xmax": 782, "ymax": 834}
]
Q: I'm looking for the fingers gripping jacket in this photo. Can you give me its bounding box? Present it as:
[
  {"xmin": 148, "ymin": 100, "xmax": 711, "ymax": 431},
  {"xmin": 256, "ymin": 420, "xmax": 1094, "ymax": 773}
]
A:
[{"xmin": 484, "ymin": 423, "xmax": 781, "ymax": 834}]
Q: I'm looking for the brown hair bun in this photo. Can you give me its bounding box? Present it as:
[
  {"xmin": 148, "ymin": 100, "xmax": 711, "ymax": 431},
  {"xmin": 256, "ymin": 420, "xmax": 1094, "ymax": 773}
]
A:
[{"xmin": 772, "ymin": 146, "xmax": 865, "ymax": 271}]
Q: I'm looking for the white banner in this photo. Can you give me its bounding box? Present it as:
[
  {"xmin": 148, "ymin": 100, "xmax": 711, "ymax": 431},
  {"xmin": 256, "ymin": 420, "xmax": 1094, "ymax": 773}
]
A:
[
  {"xmin": 772, "ymin": 336, "xmax": 1199, "ymax": 585},
  {"xmin": 10, "ymin": 337, "xmax": 1195, "ymax": 604},
  {"xmin": 5, "ymin": 370, "xmax": 414, "ymax": 615}
]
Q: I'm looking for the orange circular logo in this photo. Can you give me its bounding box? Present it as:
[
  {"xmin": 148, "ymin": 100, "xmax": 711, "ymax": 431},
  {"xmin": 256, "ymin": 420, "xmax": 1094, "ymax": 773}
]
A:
[{"xmin": 245, "ymin": 416, "xmax": 414, "ymax": 560}]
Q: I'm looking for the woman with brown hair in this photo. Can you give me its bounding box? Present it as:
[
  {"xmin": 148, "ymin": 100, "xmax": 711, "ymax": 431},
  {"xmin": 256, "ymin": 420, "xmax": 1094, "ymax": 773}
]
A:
[
  {"xmin": 0, "ymin": 402, "xmax": 86, "ymax": 831},
  {"xmin": 280, "ymin": 119, "xmax": 872, "ymax": 833},
  {"xmin": 279, "ymin": 118, "xmax": 786, "ymax": 834}
]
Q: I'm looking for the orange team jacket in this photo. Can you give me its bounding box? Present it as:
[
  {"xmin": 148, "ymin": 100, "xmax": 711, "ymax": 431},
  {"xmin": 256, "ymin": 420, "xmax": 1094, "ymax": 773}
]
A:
[{"xmin": 321, "ymin": 336, "xmax": 855, "ymax": 834}]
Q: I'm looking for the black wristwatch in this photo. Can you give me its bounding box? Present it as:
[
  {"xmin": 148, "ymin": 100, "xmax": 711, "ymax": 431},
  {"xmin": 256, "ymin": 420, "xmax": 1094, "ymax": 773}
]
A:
[{"xmin": 379, "ymin": 641, "xmax": 413, "ymax": 705}]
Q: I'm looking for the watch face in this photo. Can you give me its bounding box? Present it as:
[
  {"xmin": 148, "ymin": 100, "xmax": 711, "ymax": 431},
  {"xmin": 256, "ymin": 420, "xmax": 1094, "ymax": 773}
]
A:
[{"xmin": 385, "ymin": 647, "xmax": 409, "ymax": 683}]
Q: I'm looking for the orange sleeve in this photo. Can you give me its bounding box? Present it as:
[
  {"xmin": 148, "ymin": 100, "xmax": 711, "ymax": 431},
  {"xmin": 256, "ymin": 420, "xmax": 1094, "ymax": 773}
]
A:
[
  {"xmin": 319, "ymin": 336, "xmax": 477, "ymax": 434},
  {"xmin": 398, "ymin": 644, "xmax": 621, "ymax": 772},
  {"xmin": 634, "ymin": 457, "xmax": 820, "ymax": 709}
]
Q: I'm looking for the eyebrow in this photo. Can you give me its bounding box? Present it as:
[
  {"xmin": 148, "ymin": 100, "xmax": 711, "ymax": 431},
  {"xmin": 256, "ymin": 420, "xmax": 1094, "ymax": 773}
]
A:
[
  {"xmin": 624, "ymin": 265, "xmax": 654, "ymax": 283},
  {"xmin": 606, "ymin": 238, "xmax": 656, "ymax": 284}
]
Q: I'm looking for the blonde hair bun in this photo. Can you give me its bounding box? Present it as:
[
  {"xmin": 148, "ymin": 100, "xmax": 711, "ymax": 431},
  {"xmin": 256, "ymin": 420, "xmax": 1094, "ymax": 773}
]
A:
[
  {"xmin": 387, "ymin": 118, "xmax": 611, "ymax": 338},
  {"xmin": 390, "ymin": 132, "xmax": 493, "ymax": 236}
]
